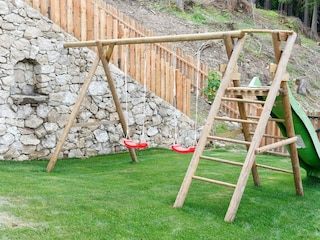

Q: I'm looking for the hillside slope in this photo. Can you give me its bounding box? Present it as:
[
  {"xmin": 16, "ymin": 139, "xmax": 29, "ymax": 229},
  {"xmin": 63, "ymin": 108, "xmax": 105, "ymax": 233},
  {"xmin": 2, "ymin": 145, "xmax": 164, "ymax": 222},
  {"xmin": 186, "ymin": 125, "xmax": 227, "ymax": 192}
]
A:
[{"xmin": 104, "ymin": 0, "xmax": 319, "ymax": 112}]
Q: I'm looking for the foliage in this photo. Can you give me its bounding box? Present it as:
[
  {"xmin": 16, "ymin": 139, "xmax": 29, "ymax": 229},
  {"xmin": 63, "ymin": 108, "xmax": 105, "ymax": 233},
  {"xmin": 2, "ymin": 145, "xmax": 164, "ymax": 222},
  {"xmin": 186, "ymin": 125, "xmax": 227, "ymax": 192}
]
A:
[
  {"xmin": 203, "ymin": 71, "xmax": 221, "ymax": 102},
  {"xmin": 0, "ymin": 149, "xmax": 319, "ymax": 239}
]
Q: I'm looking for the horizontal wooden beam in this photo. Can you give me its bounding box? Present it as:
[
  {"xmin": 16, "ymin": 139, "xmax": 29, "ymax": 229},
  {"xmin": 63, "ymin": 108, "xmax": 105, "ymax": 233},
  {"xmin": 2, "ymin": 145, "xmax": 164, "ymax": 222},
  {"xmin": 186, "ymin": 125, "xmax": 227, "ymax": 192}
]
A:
[
  {"xmin": 192, "ymin": 175, "xmax": 236, "ymax": 188},
  {"xmin": 200, "ymin": 155, "xmax": 293, "ymax": 174},
  {"xmin": 207, "ymin": 135, "xmax": 251, "ymax": 145},
  {"xmin": 63, "ymin": 29, "xmax": 294, "ymax": 48},
  {"xmin": 255, "ymin": 136, "xmax": 298, "ymax": 154}
]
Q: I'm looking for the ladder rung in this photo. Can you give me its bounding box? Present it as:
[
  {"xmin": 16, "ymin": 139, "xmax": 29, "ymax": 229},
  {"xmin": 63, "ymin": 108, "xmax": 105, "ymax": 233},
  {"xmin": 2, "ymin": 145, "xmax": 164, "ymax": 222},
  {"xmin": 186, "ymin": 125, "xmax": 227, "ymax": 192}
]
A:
[
  {"xmin": 215, "ymin": 116, "xmax": 258, "ymax": 124},
  {"xmin": 221, "ymin": 97, "xmax": 265, "ymax": 104},
  {"xmin": 255, "ymin": 163, "xmax": 293, "ymax": 174},
  {"xmin": 225, "ymin": 87, "xmax": 270, "ymax": 96},
  {"xmin": 192, "ymin": 175, "xmax": 236, "ymax": 188},
  {"xmin": 248, "ymin": 115, "xmax": 285, "ymax": 123},
  {"xmin": 200, "ymin": 155, "xmax": 293, "ymax": 174},
  {"xmin": 250, "ymin": 132, "xmax": 287, "ymax": 140},
  {"xmin": 207, "ymin": 135, "xmax": 251, "ymax": 145},
  {"xmin": 255, "ymin": 136, "xmax": 298, "ymax": 154},
  {"xmin": 201, "ymin": 155, "xmax": 243, "ymax": 166}
]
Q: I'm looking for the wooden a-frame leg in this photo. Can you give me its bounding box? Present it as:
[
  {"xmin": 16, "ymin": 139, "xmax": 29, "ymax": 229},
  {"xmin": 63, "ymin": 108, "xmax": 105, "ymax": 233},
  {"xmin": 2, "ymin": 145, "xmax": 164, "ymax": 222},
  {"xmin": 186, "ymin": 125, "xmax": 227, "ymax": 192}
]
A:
[
  {"xmin": 96, "ymin": 41, "xmax": 138, "ymax": 163},
  {"xmin": 173, "ymin": 36, "xmax": 246, "ymax": 208},
  {"xmin": 224, "ymin": 32, "xmax": 299, "ymax": 222},
  {"xmin": 280, "ymin": 81, "xmax": 303, "ymax": 196},
  {"xmin": 47, "ymin": 55, "xmax": 101, "ymax": 172},
  {"xmin": 224, "ymin": 35, "xmax": 260, "ymax": 186}
]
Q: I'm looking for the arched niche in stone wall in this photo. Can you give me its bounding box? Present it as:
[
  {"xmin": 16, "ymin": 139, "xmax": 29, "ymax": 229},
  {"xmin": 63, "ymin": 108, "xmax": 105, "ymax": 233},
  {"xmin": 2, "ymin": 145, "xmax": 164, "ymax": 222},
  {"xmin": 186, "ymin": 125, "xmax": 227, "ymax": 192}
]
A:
[{"xmin": 11, "ymin": 58, "xmax": 48, "ymax": 105}]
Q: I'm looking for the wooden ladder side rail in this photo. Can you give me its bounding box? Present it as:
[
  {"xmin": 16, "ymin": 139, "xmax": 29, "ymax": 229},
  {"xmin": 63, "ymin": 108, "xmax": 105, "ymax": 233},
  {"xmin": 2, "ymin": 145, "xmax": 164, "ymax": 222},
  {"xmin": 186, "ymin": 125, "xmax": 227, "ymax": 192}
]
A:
[
  {"xmin": 46, "ymin": 55, "xmax": 101, "ymax": 172},
  {"xmin": 224, "ymin": 32, "xmax": 299, "ymax": 222},
  {"xmin": 173, "ymin": 35, "xmax": 247, "ymax": 208},
  {"xmin": 96, "ymin": 41, "xmax": 138, "ymax": 164},
  {"xmin": 255, "ymin": 136, "xmax": 298, "ymax": 154},
  {"xmin": 200, "ymin": 155, "xmax": 293, "ymax": 174}
]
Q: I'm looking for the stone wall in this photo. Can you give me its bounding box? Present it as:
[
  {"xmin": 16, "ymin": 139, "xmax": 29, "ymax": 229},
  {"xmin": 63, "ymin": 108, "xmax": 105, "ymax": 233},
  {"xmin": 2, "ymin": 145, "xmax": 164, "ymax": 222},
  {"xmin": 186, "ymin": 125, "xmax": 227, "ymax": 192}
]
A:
[{"xmin": 0, "ymin": 0, "xmax": 198, "ymax": 160}]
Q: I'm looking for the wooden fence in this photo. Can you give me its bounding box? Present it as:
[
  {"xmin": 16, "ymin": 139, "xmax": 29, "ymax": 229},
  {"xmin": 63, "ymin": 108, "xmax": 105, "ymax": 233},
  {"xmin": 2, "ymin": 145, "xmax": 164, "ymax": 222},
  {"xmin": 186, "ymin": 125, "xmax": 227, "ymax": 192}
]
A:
[
  {"xmin": 23, "ymin": 0, "xmax": 319, "ymax": 155},
  {"xmin": 23, "ymin": 0, "xmax": 210, "ymax": 116}
]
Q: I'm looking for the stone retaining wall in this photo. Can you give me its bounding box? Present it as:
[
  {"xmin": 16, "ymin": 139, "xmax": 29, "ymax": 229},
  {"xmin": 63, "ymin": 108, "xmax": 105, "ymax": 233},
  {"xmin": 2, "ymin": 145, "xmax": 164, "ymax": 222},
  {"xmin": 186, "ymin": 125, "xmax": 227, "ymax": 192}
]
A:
[{"xmin": 0, "ymin": 0, "xmax": 198, "ymax": 160}]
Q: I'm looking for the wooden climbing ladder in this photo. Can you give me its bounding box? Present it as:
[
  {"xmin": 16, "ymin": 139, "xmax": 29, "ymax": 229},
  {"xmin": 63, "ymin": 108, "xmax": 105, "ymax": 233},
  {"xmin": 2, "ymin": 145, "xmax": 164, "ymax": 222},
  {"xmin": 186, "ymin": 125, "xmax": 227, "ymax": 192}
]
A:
[{"xmin": 173, "ymin": 30, "xmax": 303, "ymax": 222}]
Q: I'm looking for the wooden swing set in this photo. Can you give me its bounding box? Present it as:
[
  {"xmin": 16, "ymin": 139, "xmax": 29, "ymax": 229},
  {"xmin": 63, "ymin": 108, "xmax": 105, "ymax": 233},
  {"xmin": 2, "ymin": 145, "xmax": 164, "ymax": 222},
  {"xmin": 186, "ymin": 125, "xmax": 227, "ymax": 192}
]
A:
[{"xmin": 47, "ymin": 29, "xmax": 303, "ymax": 222}]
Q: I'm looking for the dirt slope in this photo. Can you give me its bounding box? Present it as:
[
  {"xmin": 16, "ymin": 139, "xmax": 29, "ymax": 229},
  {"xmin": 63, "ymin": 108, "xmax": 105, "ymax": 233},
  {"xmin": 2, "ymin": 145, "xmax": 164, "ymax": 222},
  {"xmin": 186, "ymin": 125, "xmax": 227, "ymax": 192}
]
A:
[{"xmin": 104, "ymin": 0, "xmax": 320, "ymax": 112}]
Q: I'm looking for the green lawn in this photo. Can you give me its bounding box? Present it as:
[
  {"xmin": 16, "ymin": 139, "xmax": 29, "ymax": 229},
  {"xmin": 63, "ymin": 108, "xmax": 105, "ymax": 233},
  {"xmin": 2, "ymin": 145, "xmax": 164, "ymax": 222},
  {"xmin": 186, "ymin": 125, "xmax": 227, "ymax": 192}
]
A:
[{"xmin": 0, "ymin": 148, "xmax": 319, "ymax": 239}]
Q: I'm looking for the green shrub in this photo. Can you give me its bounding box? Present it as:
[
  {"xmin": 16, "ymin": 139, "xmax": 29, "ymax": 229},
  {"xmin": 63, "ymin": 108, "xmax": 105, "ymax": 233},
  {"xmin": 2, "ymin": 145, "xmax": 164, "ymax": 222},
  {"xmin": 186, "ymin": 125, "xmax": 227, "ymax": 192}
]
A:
[{"xmin": 203, "ymin": 71, "xmax": 221, "ymax": 102}]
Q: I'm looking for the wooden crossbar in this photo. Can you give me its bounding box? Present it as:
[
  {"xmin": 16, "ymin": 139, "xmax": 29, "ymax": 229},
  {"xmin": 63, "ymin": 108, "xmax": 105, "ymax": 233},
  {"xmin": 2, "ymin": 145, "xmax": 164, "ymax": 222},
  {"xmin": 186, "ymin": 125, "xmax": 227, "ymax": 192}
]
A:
[
  {"xmin": 200, "ymin": 155, "xmax": 293, "ymax": 174},
  {"xmin": 207, "ymin": 135, "xmax": 251, "ymax": 145},
  {"xmin": 248, "ymin": 115, "xmax": 286, "ymax": 123},
  {"xmin": 221, "ymin": 97, "xmax": 265, "ymax": 104},
  {"xmin": 255, "ymin": 136, "xmax": 298, "ymax": 154},
  {"xmin": 215, "ymin": 116, "xmax": 258, "ymax": 124},
  {"xmin": 64, "ymin": 29, "xmax": 294, "ymax": 48},
  {"xmin": 192, "ymin": 176, "xmax": 237, "ymax": 188},
  {"xmin": 225, "ymin": 87, "xmax": 271, "ymax": 96}
]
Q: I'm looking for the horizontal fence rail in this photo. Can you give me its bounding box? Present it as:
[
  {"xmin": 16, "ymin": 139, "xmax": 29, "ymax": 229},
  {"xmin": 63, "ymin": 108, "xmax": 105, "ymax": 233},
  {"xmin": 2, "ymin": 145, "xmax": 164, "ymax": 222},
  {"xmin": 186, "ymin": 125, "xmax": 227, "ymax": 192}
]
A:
[{"xmin": 23, "ymin": 0, "xmax": 320, "ymax": 155}]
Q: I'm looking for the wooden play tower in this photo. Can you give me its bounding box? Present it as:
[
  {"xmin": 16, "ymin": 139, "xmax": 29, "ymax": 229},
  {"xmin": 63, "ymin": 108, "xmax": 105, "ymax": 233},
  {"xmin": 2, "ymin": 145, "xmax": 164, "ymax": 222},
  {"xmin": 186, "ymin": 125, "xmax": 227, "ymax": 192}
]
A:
[{"xmin": 47, "ymin": 29, "xmax": 303, "ymax": 222}]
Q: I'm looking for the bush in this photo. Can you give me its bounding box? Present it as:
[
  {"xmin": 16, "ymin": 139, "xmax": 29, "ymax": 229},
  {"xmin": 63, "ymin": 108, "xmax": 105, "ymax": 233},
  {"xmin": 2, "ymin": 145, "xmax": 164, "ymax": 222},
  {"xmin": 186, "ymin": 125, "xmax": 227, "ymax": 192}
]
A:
[{"xmin": 203, "ymin": 71, "xmax": 221, "ymax": 102}]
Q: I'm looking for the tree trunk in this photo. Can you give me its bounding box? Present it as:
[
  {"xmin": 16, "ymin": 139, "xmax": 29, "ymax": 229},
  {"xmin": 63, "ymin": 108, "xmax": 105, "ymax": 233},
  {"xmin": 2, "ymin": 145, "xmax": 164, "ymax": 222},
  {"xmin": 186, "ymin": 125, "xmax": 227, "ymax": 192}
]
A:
[
  {"xmin": 264, "ymin": 0, "xmax": 271, "ymax": 10},
  {"xmin": 175, "ymin": 0, "xmax": 184, "ymax": 11},
  {"xmin": 303, "ymin": 0, "xmax": 309, "ymax": 26},
  {"xmin": 311, "ymin": 1, "xmax": 319, "ymax": 39}
]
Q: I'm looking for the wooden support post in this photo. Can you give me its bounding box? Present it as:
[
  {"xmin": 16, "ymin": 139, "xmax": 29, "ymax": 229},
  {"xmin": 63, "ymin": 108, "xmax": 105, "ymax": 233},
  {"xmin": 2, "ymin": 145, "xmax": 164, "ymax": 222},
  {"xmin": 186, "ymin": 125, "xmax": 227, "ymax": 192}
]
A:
[
  {"xmin": 223, "ymin": 35, "xmax": 260, "ymax": 186},
  {"xmin": 173, "ymin": 35, "xmax": 246, "ymax": 208},
  {"xmin": 280, "ymin": 81, "xmax": 303, "ymax": 196},
  {"xmin": 47, "ymin": 55, "xmax": 101, "ymax": 172},
  {"xmin": 96, "ymin": 42, "xmax": 138, "ymax": 163}
]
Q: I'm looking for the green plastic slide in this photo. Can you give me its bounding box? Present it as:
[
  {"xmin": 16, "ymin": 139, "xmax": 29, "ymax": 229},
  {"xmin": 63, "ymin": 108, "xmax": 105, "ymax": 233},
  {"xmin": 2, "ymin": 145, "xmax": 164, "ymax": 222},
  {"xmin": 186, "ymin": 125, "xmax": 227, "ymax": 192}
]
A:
[{"xmin": 249, "ymin": 77, "xmax": 320, "ymax": 178}]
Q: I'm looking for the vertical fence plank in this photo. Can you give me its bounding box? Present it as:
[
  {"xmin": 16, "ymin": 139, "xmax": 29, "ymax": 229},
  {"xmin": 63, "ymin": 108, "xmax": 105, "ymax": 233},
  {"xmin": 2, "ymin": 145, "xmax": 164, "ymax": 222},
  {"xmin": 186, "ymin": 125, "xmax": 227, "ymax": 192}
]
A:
[
  {"xmin": 160, "ymin": 58, "xmax": 166, "ymax": 100},
  {"xmin": 73, "ymin": 1, "xmax": 80, "ymax": 39},
  {"xmin": 86, "ymin": 0, "xmax": 93, "ymax": 41},
  {"xmin": 150, "ymin": 50, "xmax": 156, "ymax": 92},
  {"xmin": 112, "ymin": 19, "xmax": 119, "ymax": 66},
  {"xmin": 155, "ymin": 54, "xmax": 161, "ymax": 97},
  {"xmin": 59, "ymin": 0, "xmax": 67, "ymax": 30},
  {"xmin": 67, "ymin": 0, "xmax": 73, "ymax": 35},
  {"xmin": 40, "ymin": 0, "xmax": 48, "ymax": 17},
  {"xmin": 165, "ymin": 62, "xmax": 170, "ymax": 102},
  {"xmin": 33, "ymin": 0, "xmax": 40, "ymax": 10},
  {"xmin": 93, "ymin": 3, "xmax": 99, "ymax": 41},
  {"xmin": 145, "ymin": 47, "xmax": 151, "ymax": 90},
  {"xmin": 176, "ymin": 70, "xmax": 183, "ymax": 110},
  {"xmin": 99, "ymin": 8, "xmax": 106, "ymax": 40},
  {"xmin": 80, "ymin": 0, "xmax": 87, "ymax": 41}
]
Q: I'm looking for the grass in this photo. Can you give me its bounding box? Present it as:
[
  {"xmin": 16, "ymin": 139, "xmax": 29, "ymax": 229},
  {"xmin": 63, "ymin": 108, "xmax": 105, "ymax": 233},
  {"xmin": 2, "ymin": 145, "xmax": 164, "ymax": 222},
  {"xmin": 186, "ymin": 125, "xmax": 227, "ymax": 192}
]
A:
[{"xmin": 0, "ymin": 148, "xmax": 320, "ymax": 239}]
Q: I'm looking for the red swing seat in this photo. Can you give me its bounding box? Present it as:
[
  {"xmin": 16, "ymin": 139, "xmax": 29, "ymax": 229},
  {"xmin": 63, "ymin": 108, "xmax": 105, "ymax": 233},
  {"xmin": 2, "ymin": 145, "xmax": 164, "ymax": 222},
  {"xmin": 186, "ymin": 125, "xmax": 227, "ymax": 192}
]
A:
[
  {"xmin": 171, "ymin": 144, "xmax": 196, "ymax": 154},
  {"xmin": 124, "ymin": 139, "xmax": 148, "ymax": 149}
]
